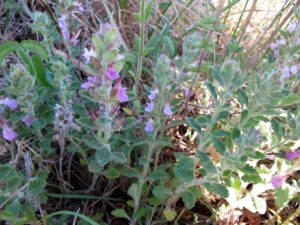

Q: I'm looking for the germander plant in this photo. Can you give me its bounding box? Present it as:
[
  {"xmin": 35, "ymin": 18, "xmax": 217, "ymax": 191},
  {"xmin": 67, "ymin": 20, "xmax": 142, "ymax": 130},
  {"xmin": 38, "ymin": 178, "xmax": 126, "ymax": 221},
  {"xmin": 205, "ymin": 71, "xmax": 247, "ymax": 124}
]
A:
[{"xmin": 0, "ymin": 1, "xmax": 300, "ymax": 225}]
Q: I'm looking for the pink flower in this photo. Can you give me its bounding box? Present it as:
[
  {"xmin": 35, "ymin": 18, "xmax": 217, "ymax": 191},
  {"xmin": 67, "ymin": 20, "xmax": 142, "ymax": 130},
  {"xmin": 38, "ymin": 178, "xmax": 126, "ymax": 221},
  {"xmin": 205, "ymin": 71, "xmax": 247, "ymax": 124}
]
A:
[
  {"xmin": 290, "ymin": 65, "xmax": 298, "ymax": 75},
  {"xmin": 0, "ymin": 97, "xmax": 17, "ymax": 109},
  {"xmin": 285, "ymin": 150, "xmax": 300, "ymax": 160},
  {"xmin": 23, "ymin": 114, "xmax": 33, "ymax": 127},
  {"xmin": 83, "ymin": 48, "xmax": 97, "ymax": 64},
  {"xmin": 2, "ymin": 126, "xmax": 17, "ymax": 141},
  {"xmin": 163, "ymin": 103, "xmax": 173, "ymax": 116},
  {"xmin": 271, "ymin": 175, "xmax": 284, "ymax": 189},
  {"xmin": 115, "ymin": 82, "xmax": 128, "ymax": 102},
  {"xmin": 106, "ymin": 68, "xmax": 119, "ymax": 80},
  {"xmin": 286, "ymin": 22, "xmax": 297, "ymax": 33},
  {"xmin": 145, "ymin": 101, "xmax": 154, "ymax": 112},
  {"xmin": 145, "ymin": 120, "xmax": 154, "ymax": 133}
]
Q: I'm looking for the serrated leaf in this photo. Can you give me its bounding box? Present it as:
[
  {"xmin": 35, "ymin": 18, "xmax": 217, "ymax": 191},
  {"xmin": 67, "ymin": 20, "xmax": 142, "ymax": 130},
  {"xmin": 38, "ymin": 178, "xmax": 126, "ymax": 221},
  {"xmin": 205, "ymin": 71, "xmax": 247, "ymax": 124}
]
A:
[
  {"xmin": 174, "ymin": 156, "xmax": 195, "ymax": 182},
  {"xmin": 212, "ymin": 137, "xmax": 226, "ymax": 155},
  {"xmin": 0, "ymin": 40, "xmax": 19, "ymax": 62},
  {"xmin": 203, "ymin": 182, "xmax": 228, "ymax": 198},
  {"xmin": 197, "ymin": 151, "xmax": 217, "ymax": 174},
  {"xmin": 75, "ymin": 117, "xmax": 96, "ymax": 129},
  {"xmin": 236, "ymin": 89, "xmax": 248, "ymax": 106},
  {"xmin": 181, "ymin": 189, "xmax": 197, "ymax": 209},
  {"xmin": 95, "ymin": 147, "xmax": 112, "ymax": 166},
  {"xmin": 111, "ymin": 152, "xmax": 127, "ymax": 164},
  {"xmin": 152, "ymin": 185, "xmax": 172, "ymax": 201},
  {"xmin": 205, "ymin": 81, "xmax": 218, "ymax": 102},
  {"xmin": 102, "ymin": 166, "xmax": 120, "ymax": 179},
  {"xmin": 275, "ymin": 188, "xmax": 289, "ymax": 208},
  {"xmin": 148, "ymin": 168, "xmax": 169, "ymax": 181},
  {"xmin": 186, "ymin": 117, "xmax": 201, "ymax": 133},
  {"xmin": 163, "ymin": 209, "xmax": 177, "ymax": 221}
]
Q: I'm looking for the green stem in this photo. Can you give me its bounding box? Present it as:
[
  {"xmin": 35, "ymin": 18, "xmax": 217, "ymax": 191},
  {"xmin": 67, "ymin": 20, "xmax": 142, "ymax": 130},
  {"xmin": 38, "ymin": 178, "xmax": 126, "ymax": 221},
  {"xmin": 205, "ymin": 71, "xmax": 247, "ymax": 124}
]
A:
[
  {"xmin": 131, "ymin": 141, "xmax": 156, "ymax": 225},
  {"xmin": 135, "ymin": 0, "xmax": 146, "ymax": 95}
]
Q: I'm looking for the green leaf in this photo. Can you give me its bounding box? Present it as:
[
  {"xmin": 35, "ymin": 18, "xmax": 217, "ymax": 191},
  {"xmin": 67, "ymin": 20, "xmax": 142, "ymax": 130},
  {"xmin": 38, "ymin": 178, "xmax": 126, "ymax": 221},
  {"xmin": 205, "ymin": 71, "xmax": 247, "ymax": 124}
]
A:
[
  {"xmin": 111, "ymin": 152, "xmax": 127, "ymax": 164},
  {"xmin": 205, "ymin": 81, "xmax": 218, "ymax": 102},
  {"xmin": 128, "ymin": 183, "xmax": 139, "ymax": 203},
  {"xmin": 163, "ymin": 208, "xmax": 177, "ymax": 221},
  {"xmin": 16, "ymin": 48, "xmax": 35, "ymax": 75},
  {"xmin": 31, "ymin": 55, "xmax": 51, "ymax": 87},
  {"xmin": 181, "ymin": 188, "xmax": 198, "ymax": 209},
  {"xmin": 212, "ymin": 137, "xmax": 226, "ymax": 155},
  {"xmin": 277, "ymin": 94, "xmax": 300, "ymax": 107},
  {"xmin": 163, "ymin": 36, "xmax": 176, "ymax": 57},
  {"xmin": 0, "ymin": 40, "xmax": 19, "ymax": 62},
  {"xmin": 236, "ymin": 89, "xmax": 248, "ymax": 106},
  {"xmin": 197, "ymin": 151, "xmax": 217, "ymax": 174},
  {"xmin": 20, "ymin": 40, "xmax": 48, "ymax": 59},
  {"xmin": 144, "ymin": 1, "xmax": 153, "ymax": 20},
  {"xmin": 75, "ymin": 117, "xmax": 96, "ymax": 129},
  {"xmin": 174, "ymin": 156, "xmax": 195, "ymax": 182},
  {"xmin": 203, "ymin": 182, "xmax": 228, "ymax": 198},
  {"xmin": 148, "ymin": 168, "xmax": 169, "ymax": 181},
  {"xmin": 102, "ymin": 166, "xmax": 120, "ymax": 179},
  {"xmin": 186, "ymin": 117, "xmax": 201, "ymax": 133},
  {"xmin": 95, "ymin": 147, "xmax": 112, "ymax": 166},
  {"xmin": 46, "ymin": 211, "xmax": 101, "ymax": 225},
  {"xmin": 152, "ymin": 185, "xmax": 172, "ymax": 201},
  {"xmin": 195, "ymin": 115, "xmax": 210, "ymax": 126},
  {"xmin": 29, "ymin": 171, "xmax": 48, "ymax": 195},
  {"xmin": 275, "ymin": 188, "xmax": 289, "ymax": 208}
]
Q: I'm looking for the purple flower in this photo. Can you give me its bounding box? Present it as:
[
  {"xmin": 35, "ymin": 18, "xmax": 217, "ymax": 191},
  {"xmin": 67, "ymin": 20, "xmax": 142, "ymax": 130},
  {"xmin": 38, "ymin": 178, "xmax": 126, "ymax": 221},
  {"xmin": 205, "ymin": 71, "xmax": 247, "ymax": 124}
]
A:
[
  {"xmin": 271, "ymin": 175, "xmax": 284, "ymax": 189},
  {"xmin": 290, "ymin": 65, "xmax": 298, "ymax": 75},
  {"xmin": 23, "ymin": 114, "xmax": 33, "ymax": 127},
  {"xmin": 58, "ymin": 15, "xmax": 70, "ymax": 41},
  {"xmin": 270, "ymin": 42, "xmax": 277, "ymax": 50},
  {"xmin": 163, "ymin": 103, "xmax": 173, "ymax": 116},
  {"xmin": 283, "ymin": 66, "xmax": 291, "ymax": 78},
  {"xmin": 285, "ymin": 150, "xmax": 300, "ymax": 160},
  {"xmin": 116, "ymin": 54, "xmax": 125, "ymax": 61},
  {"xmin": 182, "ymin": 87, "xmax": 190, "ymax": 97},
  {"xmin": 297, "ymin": 37, "xmax": 300, "ymax": 46},
  {"xmin": 145, "ymin": 120, "xmax": 154, "ymax": 133},
  {"xmin": 148, "ymin": 89, "xmax": 158, "ymax": 100},
  {"xmin": 106, "ymin": 68, "xmax": 119, "ymax": 80},
  {"xmin": 83, "ymin": 48, "xmax": 97, "ymax": 64},
  {"xmin": 115, "ymin": 82, "xmax": 128, "ymax": 102},
  {"xmin": 2, "ymin": 126, "xmax": 17, "ymax": 141},
  {"xmin": 277, "ymin": 38, "xmax": 286, "ymax": 46},
  {"xmin": 74, "ymin": 1, "xmax": 84, "ymax": 13},
  {"xmin": 0, "ymin": 97, "xmax": 17, "ymax": 109},
  {"xmin": 71, "ymin": 36, "xmax": 79, "ymax": 46},
  {"xmin": 145, "ymin": 101, "xmax": 154, "ymax": 112},
  {"xmin": 81, "ymin": 76, "xmax": 100, "ymax": 90},
  {"xmin": 286, "ymin": 22, "xmax": 297, "ymax": 33}
]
